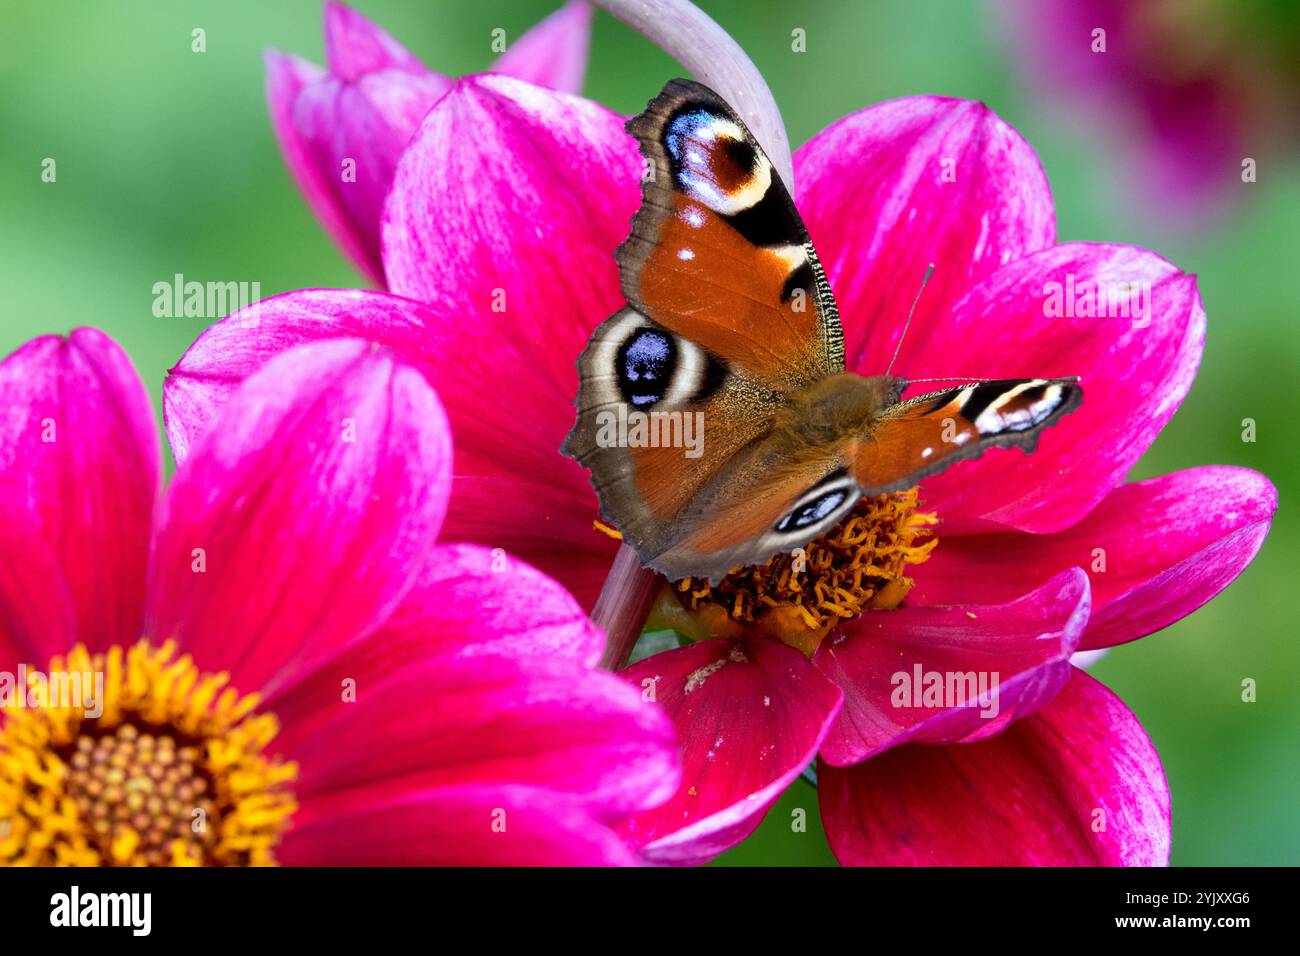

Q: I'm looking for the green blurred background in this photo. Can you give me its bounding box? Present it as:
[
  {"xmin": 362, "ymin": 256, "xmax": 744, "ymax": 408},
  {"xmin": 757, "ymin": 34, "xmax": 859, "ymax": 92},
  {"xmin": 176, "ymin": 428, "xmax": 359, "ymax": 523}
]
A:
[{"xmin": 1, "ymin": 0, "xmax": 1294, "ymax": 865}]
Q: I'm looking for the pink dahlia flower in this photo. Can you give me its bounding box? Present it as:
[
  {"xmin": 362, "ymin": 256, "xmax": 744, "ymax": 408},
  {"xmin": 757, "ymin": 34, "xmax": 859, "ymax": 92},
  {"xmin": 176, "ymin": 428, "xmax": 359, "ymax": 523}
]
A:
[
  {"xmin": 0, "ymin": 328, "xmax": 676, "ymax": 866},
  {"xmin": 167, "ymin": 73, "xmax": 1275, "ymax": 865},
  {"xmin": 267, "ymin": 1, "xmax": 593, "ymax": 284},
  {"xmin": 999, "ymin": 0, "xmax": 1299, "ymax": 224}
]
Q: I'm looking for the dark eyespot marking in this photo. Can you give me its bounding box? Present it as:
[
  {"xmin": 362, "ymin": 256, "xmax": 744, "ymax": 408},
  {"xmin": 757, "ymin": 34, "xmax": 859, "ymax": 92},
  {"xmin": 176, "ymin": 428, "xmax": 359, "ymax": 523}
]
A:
[
  {"xmin": 617, "ymin": 328, "xmax": 676, "ymax": 407},
  {"xmin": 695, "ymin": 350, "xmax": 729, "ymax": 403},
  {"xmin": 1012, "ymin": 383, "xmax": 1049, "ymax": 409},
  {"xmin": 776, "ymin": 490, "xmax": 849, "ymax": 533},
  {"xmin": 922, "ymin": 381, "xmax": 1038, "ymax": 418},
  {"xmin": 722, "ymin": 135, "xmax": 758, "ymax": 179},
  {"xmin": 774, "ymin": 468, "xmax": 856, "ymax": 535}
]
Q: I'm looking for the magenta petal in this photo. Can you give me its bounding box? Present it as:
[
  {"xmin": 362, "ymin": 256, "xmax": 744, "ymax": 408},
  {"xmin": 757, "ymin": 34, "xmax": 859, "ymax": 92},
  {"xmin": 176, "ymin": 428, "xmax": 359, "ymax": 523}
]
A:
[
  {"xmin": 616, "ymin": 638, "xmax": 843, "ymax": 865},
  {"xmin": 265, "ymin": 50, "xmax": 386, "ymax": 285},
  {"xmin": 381, "ymin": 73, "xmax": 640, "ymax": 344},
  {"xmin": 282, "ymin": 784, "xmax": 638, "ymax": 866},
  {"xmin": 912, "ymin": 466, "xmax": 1276, "ymax": 649},
  {"xmin": 0, "ymin": 329, "xmax": 160, "ymax": 654},
  {"xmin": 316, "ymin": 541, "xmax": 605, "ymax": 671},
  {"xmin": 1002, "ymin": 0, "xmax": 1246, "ymax": 224},
  {"xmin": 910, "ymin": 243, "xmax": 1205, "ymax": 533},
  {"xmin": 323, "ymin": 1, "xmax": 428, "ymax": 80},
  {"xmin": 164, "ymin": 290, "xmax": 614, "ymax": 611},
  {"xmin": 815, "ymin": 568, "xmax": 1089, "ymax": 765},
  {"xmin": 794, "ymin": 96, "xmax": 1056, "ymax": 372},
  {"xmin": 291, "ymin": 69, "xmax": 452, "ymax": 283},
  {"xmin": 443, "ymin": 473, "xmax": 617, "ymax": 613},
  {"xmin": 819, "ymin": 668, "xmax": 1171, "ymax": 866},
  {"xmin": 148, "ymin": 339, "xmax": 451, "ymax": 695},
  {"xmin": 164, "ymin": 288, "xmax": 435, "ymax": 464},
  {"xmin": 0, "ymin": 506, "xmax": 77, "ymax": 665},
  {"xmin": 274, "ymin": 651, "xmax": 678, "ymax": 819},
  {"xmin": 379, "ymin": 73, "xmax": 641, "ymax": 600},
  {"xmin": 492, "ymin": 1, "xmax": 593, "ymax": 94}
]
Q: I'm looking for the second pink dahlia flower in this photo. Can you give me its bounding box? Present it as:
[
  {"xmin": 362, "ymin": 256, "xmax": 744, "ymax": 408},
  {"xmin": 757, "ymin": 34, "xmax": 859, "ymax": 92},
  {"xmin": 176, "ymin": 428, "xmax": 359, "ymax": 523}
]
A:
[{"xmin": 0, "ymin": 328, "xmax": 676, "ymax": 865}]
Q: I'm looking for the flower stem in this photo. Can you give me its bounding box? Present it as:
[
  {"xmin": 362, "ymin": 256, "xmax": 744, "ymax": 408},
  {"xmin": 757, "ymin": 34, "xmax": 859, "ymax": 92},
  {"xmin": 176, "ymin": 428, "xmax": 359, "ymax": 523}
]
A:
[
  {"xmin": 800, "ymin": 763, "xmax": 818, "ymax": 789},
  {"xmin": 593, "ymin": 543, "xmax": 662, "ymax": 670},
  {"xmin": 591, "ymin": 0, "xmax": 794, "ymax": 187}
]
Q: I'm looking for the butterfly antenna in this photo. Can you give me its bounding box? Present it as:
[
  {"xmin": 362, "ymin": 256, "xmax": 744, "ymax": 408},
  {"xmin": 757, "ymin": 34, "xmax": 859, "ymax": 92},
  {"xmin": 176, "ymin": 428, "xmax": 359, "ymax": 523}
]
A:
[
  {"xmin": 885, "ymin": 263, "xmax": 935, "ymax": 378},
  {"xmin": 906, "ymin": 376, "xmax": 995, "ymax": 384},
  {"xmin": 906, "ymin": 374, "xmax": 1085, "ymax": 385}
]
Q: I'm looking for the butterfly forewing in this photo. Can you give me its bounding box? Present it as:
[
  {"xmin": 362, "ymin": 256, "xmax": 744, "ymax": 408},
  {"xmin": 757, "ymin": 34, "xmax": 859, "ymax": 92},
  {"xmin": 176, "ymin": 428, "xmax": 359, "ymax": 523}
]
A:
[
  {"xmin": 853, "ymin": 377, "xmax": 1083, "ymax": 494},
  {"xmin": 619, "ymin": 78, "xmax": 844, "ymax": 391}
]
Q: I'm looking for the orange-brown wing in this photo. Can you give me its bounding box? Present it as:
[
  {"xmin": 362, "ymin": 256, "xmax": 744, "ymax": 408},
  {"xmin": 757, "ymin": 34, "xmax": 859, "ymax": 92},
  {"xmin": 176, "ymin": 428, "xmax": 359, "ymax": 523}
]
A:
[
  {"xmin": 618, "ymin": 78, "xmax": 843, "ymax": 392},
  {"xmin": 652, "ymin": 451, "xmax": 863, "ymax": 583},
  {"xmin": 560, "ymin": 305, "xmax": 862, "ymax": 582},
  {"xmin": 561, "ymin": 308, "xmax": 783, "ymax": 567},
  {"xmin": 852, "ymin": 378, "xmax": 1083, "ymax": 493}
]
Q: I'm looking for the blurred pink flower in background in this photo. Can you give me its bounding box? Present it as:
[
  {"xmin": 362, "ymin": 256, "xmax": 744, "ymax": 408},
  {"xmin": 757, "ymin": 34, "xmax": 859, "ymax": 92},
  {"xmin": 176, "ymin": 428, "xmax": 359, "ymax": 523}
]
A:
[
  {"xmin": 0, "ymin": 328, "xmax": 676, "ymax": 865},
  {"xmin": 266, "ymin": 1, "xmax": 593, "ymax": 283},
  {"xmin": 167, "ymin": 62, "xmax": 1276, "ymax": 864},
  {"xmin": 999, "ymin": 0, "xmax": 1300, "ymax": 225}
]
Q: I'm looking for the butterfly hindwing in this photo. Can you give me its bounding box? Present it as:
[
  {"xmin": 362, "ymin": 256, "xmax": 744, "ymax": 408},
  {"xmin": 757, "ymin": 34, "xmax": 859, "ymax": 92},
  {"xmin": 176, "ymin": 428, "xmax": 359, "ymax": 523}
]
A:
[
  {"xmin": 852, "ymin": 377, "xmax": 1083, "ymax": 494},
  {"xmin": 648, "ymin": 438, "xmax": 864, "ymax": 582}
]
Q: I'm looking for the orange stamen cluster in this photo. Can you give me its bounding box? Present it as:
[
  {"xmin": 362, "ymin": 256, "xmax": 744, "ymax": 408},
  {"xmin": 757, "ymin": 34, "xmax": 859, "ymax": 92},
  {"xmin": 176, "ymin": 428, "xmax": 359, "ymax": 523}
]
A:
[{"xmin": 654, "ymin": 489, "xmax": 938, "ymax": 655}]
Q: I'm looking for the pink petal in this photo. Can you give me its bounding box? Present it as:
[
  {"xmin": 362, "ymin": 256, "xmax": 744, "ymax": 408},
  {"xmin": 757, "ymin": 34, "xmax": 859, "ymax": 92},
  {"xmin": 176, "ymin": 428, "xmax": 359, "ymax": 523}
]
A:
[
  {"xmin": 819, "ymin": 668, "xmax": 1171, "ymax": 866},
  {"xmin": 164, "ymin": 288, "xmax": 435, "ymax": 464},
  {"xmin": 163, "ymin": 288, "xmax": 615, "ymax": 611},
  {"xmin": 492, "ymin": 1, "xmax": 593, "ymax": 95},
  {"xmin": 381, "ymin": 73, "xmax": 639, "ymax": 350},
  {"xmin": 282, "ymin": 784, "xmax": 638, "ymax": 865},
  {"xmin": 323, "ymin": 1, "xmax": 428, "ymax": 80},
  {"xmin": 443, "ymin": 473, "xmax": 617, "ymax": 612},
  {"xmin": 265, "ymin": 50, "xmax": 387, "ymax": 285},
  {"xmin": 911, "ymin": 466, "xmax": 1276, "ymax": 650},
  {"xmin": 291, "ymin": 69, "xmax": 452, "ymax": 283},
  {"xmin": 380, "ymin": 73, "xmax": 642, "ymax": 599},
  {"xmin": 616, "ymin": 637, "xmax": 843, "ymax": 865},
  {"xmin": 0, "ymin": 506, "xmax": 76, "ymax": 665},
  {"xmin": 908, "ymin": 243, "xmax": 1205, "ymax": 533},
  {"xmin": 273, "ymin": 651, "xmax": 678, "ymax": 819},
  {"xmin": 181, "ymin": 77, "xmax": 640, "ymax": 612},
  {"xmin": 0, "ymin": 329, "xmax": 160, "ymax": 654},
  {"xmin": 794, "ymin": 96, "xmax": 1056, "ymax": 373},
  {"xmin": 815, "ymin": 568, "xmax": 1090, "ymax": 766},
  {"xmin": 262, "ymin": 542, "xmax": 604, "ymax": 705},
  {"xmin": 147, "ymin": 339, "xmax": 450, "ymax": 696},
  {"xmin": 362, "ymin": 542, "xmax": 605, "ymax": 667}
]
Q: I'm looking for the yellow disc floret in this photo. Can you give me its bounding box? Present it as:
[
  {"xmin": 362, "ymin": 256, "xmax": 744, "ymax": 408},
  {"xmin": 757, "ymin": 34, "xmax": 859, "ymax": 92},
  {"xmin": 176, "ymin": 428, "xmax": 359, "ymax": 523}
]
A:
[{"xmin": 0, "ymin": 641, "xmax": 296, "ymax": 866}]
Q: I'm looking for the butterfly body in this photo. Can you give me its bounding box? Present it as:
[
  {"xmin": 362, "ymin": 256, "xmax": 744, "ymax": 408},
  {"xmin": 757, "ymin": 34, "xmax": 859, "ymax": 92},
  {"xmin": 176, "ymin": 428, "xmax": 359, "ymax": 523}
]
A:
[
  {"xmin": 562, "ymin": 79, "xmax": 1082, "ymax": 583},
  {"xmin": 773, "ymin": 372, "xmax": 902, "ymax": 449}
]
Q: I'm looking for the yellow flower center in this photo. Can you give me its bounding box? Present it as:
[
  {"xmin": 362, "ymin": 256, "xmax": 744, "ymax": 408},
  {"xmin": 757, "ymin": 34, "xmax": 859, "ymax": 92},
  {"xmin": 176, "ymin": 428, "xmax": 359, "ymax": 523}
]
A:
[
  {"xmin": 649, "ymin": 489, "xmax": 938, "ymax": 656},
  {"xmin": 0, "ymin": 641, "xmax": 297, "ymax": 866}
]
